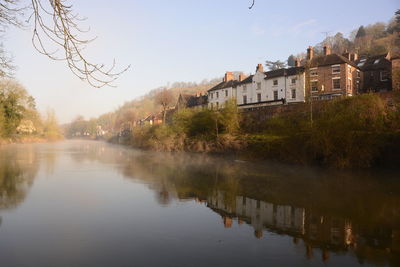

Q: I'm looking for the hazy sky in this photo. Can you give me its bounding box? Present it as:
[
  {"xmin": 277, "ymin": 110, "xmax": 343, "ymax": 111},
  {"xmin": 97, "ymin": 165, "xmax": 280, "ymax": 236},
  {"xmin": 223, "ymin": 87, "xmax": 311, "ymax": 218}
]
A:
[{"xmin": 6, "ymin": 0, "xmax": 398, "ymax": 123}]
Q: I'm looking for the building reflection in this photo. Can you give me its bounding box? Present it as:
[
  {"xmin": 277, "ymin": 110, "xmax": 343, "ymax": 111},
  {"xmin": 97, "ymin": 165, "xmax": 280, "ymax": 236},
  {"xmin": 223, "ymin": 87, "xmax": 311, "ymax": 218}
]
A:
[
  {"xmin": 207, "ymin": 190, "xmax": 399, "ymax": 265},
  {"xmin": 66, "ymin": 141, "xmax": 400, "ymax": 266}
]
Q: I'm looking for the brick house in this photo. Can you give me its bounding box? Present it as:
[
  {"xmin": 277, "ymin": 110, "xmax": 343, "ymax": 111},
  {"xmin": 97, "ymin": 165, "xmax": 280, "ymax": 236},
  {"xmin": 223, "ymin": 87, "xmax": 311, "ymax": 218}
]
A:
[
  {"xmin": 355, "ymin": 54, "xmax": 392, "ymax": 93},
  {"xmin": 306, "ymin": 45, "xmax": 360, "ymax": 100}
]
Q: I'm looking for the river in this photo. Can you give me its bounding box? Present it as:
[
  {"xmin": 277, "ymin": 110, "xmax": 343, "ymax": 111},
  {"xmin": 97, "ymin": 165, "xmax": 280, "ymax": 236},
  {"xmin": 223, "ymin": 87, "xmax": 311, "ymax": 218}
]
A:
[{"xmin": 0, "ymin": 140, "xmax": 399, "ymax": 267}]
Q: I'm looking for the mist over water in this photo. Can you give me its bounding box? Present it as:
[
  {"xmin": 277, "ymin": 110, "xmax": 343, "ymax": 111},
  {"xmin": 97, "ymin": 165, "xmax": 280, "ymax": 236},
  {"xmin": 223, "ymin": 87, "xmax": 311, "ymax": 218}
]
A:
[{"xmin": 0, "ymin": 140, "xmax": 399, "ymax": 267}]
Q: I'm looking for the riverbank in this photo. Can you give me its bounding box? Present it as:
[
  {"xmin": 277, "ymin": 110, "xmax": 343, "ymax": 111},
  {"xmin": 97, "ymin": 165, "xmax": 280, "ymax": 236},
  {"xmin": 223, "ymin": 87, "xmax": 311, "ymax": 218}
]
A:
[
  {"xmin": 109, "ymin": 93, "xmax": 400, "ymax": 169},
  {"xmin": 0, "ymin": 135, "xmax": 64, "ymax": 145}
]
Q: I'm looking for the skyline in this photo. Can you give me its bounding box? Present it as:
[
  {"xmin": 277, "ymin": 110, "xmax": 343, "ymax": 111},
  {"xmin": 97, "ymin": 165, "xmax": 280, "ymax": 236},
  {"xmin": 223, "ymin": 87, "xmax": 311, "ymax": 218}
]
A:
[{"xmin": 6, "ymin": 0, "xmax": 398, "ymax": 123}]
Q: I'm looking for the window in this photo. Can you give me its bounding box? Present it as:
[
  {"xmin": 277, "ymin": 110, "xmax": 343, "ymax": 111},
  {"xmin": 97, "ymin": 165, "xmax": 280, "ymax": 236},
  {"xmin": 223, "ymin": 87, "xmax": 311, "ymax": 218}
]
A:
[
  {"xmin": 225, "ymin": 90, "xmax": 228, "ymax": 97},
  {"xmin": 243, "ymin": 85, "xmax": 247, "ymax": 92},
  {"xmin": 273, "ymin": 80, "xmax": 278, "ymax": 86},
  {"xmin": 380, "ymin": 70, "xmax": 389, "ymax": 81},
  {"xmin": 216, "ymin": 92, "xmax": 219, "ymax": 98},
  {"xmin": 216, "ymin": 102, "xmax": 219, "ymax": 109},
  {"xmin": 332, "ymin": 65, "xmax": 340, "ymax": 74},
  {"xmin": 374, "ymin": 59, "xmax": 380, "ymax": 64},
  {"xmin": 210, "ymin": 103, "xmax": 213, "ymax": 109},
  {"xmin": 310, "ymin": 68, "xmax": 318, "ymax": 76},
  {"xmin": 291, "ymin": 89, "xmax": 296, "ymax": 99},
  {"xmin": 357, "ymin": 70, "xmax": 361, "ymax": 78},
  {"xmin": 257, "ymin": 82, "xmax": 261, "ymax": 90},
  {"xmin": 257, "ymin": 93, "xmax": 261, "ymax": 102},
  {"xmin": 291, "ymin": 78, "xmax": 296, "ymax": 84},
  {"xmin": 273, "ymin": 90, "xmax": 278, "ymax": 100},
  {"xmin": 311, "ymin": 81, "xmax": 318, "ymax": 92},
  {"xmin": 243, "ymin": 95, "xmax": 247, "ymax": 104},
  {"xmin": 333, "ymin": 78, "xmax": 341, "ymax": 89}
]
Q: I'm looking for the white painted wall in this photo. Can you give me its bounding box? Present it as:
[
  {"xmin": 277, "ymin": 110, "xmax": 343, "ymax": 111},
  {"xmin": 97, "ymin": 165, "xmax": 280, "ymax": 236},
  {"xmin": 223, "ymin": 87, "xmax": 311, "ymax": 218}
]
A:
[{"xmin": 208, "ymin": 86, "xmax": 236, "ymax": 109}]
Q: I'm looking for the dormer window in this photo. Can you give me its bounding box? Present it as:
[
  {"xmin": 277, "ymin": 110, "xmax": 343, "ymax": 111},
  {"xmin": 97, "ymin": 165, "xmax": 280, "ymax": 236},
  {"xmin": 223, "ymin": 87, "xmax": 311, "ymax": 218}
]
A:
[{"xmin": 332, "ymin": 65, "xmax": 340, "ymax": 74}]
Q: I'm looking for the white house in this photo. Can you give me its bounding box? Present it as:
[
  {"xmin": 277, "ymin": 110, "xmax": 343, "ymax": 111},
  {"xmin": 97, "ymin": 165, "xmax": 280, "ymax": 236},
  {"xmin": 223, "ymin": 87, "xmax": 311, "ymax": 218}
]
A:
[
  {"xmin": 236, "ymin": 64, "xmax": 306, "ymax": 109},
  {"xmin": 207, "ymin": 72, "xmax": 238, "ymax": 110},
  {"xmin": 264, "ymin": 66, "xmax": 306, "ymax": 104},
  {"xmin": 236, "ymin": 64, "xmax": 265, "ymax": 107}
]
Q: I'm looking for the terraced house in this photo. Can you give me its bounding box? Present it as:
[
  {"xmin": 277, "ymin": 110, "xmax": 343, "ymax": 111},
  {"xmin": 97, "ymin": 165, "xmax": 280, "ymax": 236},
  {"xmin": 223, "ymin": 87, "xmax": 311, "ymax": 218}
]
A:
[
  {"xmin": 306, "ymin": 45, "xmax": 360, "ymax": 100},
  {"xmin": 207, "ymin": 72, "xmax": 238, "ymax": 109},
  {"xmin": 236, "ymin": 63, "xmax": 306, "ymax": 109}
]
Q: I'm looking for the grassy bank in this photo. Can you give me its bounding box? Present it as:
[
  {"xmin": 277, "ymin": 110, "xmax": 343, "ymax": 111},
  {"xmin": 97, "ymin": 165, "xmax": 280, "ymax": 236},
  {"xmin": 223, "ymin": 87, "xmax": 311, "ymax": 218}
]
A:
[{"xmin": 113, "ymin": 93, "xmax": 400, "ymax": 169}]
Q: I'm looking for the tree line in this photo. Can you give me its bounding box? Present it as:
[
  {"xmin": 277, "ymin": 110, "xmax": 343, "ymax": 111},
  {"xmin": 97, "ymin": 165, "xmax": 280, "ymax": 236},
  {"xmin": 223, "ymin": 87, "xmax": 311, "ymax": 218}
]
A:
[
  {"xmin": 0, "ymin": 80, "xmax": 61, "ymax": 141},
  {"xmin": 267, "ymin": 9, "xmax": 400, "ymax": 70}
]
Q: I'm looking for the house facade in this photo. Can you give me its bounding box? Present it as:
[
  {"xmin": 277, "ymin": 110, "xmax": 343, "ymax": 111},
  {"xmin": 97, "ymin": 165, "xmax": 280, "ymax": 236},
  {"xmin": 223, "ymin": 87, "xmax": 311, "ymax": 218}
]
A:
[
  {"xmin": 176, "ymin": 93, "xmax": 208, "ymax": 110},
  {"xmin": 236, "ymin": 64, "xmax": 306, "ymax": 109},
  {"xmin": 207, "ymin": 72, "xmax": 238, "ymax": 109},
  {"xmin": 355, "ymin": 54, "xmax": 392, "ymax": 93},
  {"xmin": 306, "ymin": 45, "xmax": 360, "ymax": 100}
]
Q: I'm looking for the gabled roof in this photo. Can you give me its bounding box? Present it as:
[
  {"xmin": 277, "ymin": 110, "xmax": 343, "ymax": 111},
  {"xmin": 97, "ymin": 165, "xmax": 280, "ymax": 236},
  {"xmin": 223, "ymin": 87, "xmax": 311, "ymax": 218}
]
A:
[
  {"xmin": 177, "ymin": 93, "xmax": 207, "ymax": 108},
  {"xmin": 310, "ymin": 54, "xmax": 358, "ymax": 68},
  {"xmin": 354, "ymin": 54, "xmax": 391, "ymax": 71},
  {"xmin": 208, "ymin": 80, "xmax": 238, "ymax": 92}
]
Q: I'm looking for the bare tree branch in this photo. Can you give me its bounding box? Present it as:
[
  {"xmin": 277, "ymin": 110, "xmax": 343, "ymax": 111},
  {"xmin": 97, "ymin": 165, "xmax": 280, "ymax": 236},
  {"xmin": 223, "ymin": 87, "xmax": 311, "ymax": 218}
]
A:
[
  {"xmin": 0, "ymin": 0, "xmax": 129, "ymax": 88},
  {"xmin": 248, "ymin": 0, "xmax": 255, "ymax": 9}
]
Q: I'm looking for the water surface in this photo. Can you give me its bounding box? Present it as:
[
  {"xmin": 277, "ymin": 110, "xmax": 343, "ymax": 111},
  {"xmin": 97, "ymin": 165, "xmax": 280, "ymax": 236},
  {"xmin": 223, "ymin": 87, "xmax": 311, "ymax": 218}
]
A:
[{"xmin": 0, "ymin": 140, "xmax": 399, "ymax": 266}]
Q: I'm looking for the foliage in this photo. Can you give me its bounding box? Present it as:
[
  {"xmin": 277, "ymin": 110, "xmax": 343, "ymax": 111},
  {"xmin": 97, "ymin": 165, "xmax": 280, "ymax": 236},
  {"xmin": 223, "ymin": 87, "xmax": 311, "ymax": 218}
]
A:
[
  {"xmin": 0, "ymin": 79, "xmax": 61, "ymax": 140},
  {"xmin": 265, "ymin": 60, "xmax": 286, "ymax": 70}
]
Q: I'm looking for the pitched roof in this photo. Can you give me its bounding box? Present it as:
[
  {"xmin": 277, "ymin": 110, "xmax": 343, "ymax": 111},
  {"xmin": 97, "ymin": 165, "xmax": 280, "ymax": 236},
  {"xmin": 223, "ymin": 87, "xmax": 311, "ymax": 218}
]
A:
[
  {"xmin": 236, "ymin": 75, "xmax": 254, "ymax": 86},
  {"xmin": 310, "ymin": 53, "xmax": 358, "ymax": 68},
  {"xmin": 354, "ymin": 54, "xmax": 391, "ymax": 71},
  {"xmin": 208, "ymin": 80, "xmax": 238, "ymax": 92},
  {"xmin": 264, "ymin": 67, "xmax": 305, "ymax": 79}
]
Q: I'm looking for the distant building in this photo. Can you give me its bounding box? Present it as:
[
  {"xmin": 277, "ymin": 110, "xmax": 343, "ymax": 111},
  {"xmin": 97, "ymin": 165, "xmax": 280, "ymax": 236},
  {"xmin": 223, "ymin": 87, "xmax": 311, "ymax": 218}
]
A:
[
  {"xmin": 355, "ymin": 53, "xmax": 392, "ymax": 93},
  {"xmin": 176, "ymin": 93, "xmax": 208, "ymax": 110},
  {"xmin": 207, "ymin": 72, "xmax": 238, "ymax": 110},
  {"xmin": 236, "ymin": 63, "xmax": 306, "ymax": 109},
  {"xmin": 306, "ymin": 45, "xmax": 360, "ymax": 100}
]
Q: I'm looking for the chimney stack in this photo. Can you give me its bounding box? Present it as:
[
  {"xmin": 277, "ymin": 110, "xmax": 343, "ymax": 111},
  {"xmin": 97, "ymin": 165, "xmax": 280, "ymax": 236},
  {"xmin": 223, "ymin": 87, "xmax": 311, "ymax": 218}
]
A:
[
  {"xmin": 239, "ymin": 73, "xmax": 246, "ymax": 82},
  {"xmin": 342, "ymin": 49, "xmax": 350, "ymax": 60},
  {"xmin": 323, "ymin": 45, "xmax": 331, "ymax": 56},
  {"xmin": 307, "ymin": 46, "xmax": 314, "ymax": 60},
  {"xmin": 294, "ymin": 58, "xmax": 300, "ymax": 67},
  {"xmin": 224, "ymin": 72, "xmax": 234, "ymax": 82},
  {"xmin": 350, "ymin": 53, "xmax": 358, "ymax": 61},
  {"xmin": 256, "ymin": 63, "xmax": 264, "ymax": 73}
]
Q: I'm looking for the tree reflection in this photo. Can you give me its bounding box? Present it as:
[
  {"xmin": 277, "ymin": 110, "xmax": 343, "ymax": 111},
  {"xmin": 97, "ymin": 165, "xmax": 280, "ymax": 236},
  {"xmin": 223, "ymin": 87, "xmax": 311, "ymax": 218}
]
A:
[
  {"xmin": 67, "ymin": 141, "xmax": 400, "ymax": 266},
  {"xmin": 0, "ymin": 145, "xmax": 39, "ymax": 210}
]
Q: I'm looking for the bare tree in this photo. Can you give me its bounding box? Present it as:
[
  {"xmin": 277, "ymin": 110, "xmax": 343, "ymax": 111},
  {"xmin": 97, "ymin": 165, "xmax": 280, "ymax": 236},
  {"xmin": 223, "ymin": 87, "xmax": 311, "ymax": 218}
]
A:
[
  {"xmin": 155, "ymin": 88, "xmax": 174, "ymax": 124},
  {"xmin": 0, "ymin": 0, "xmax": 129, "ymax": 87}
]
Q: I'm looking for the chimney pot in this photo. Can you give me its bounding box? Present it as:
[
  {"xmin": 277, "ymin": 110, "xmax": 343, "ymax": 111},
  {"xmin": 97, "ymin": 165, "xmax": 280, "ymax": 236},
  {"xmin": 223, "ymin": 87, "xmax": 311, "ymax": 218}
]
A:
[
  {"xmin": 224, "ymin": 72, "xmax": 234, "ymax": 82},
  {"xmin": 239, "ymin": 73, "xmax": 246, "ymax": 82},
  {"xmin": 256, "ymin": 63, "xmax": 264, "ymax": 73},
  {"xmin": 294, "ymin": 58, "xmax": 300, "ymax": 67},
  {"xmin": 323, "ymin": 45, "xmax": 331, "ymax": 56}
]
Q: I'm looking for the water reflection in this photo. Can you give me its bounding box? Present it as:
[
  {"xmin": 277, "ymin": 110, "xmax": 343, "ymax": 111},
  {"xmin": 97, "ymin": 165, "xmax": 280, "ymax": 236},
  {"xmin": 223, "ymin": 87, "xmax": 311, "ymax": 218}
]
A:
[
  {"xmin": 0, "ymin": 144, "xmax": 39, "ymax": 210},
  {"xmin": 68, "ymin": 141, "xmax": 400, "ymax": 266}
]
